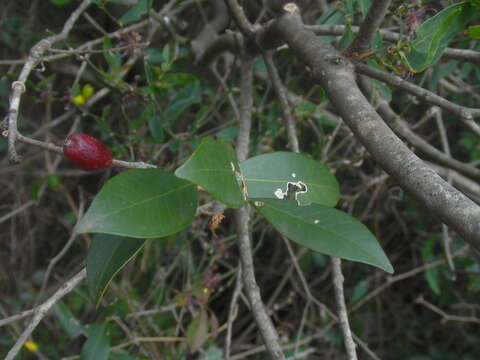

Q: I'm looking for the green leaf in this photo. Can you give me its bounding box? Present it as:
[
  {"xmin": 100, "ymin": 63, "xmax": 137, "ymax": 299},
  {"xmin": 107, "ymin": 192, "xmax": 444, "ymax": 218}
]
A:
[
  {"xmin": 469, "ymin": 0, "xmax": 480, "ymax": 9},
  {"xmin": 163, "ymin": 81, "xmax": 202, "ymax": 124},
  {"xmin": 252, "ymin": 199, "xmax": 393, "ymax": 273},
  {"xmin": 50, "ymin": 0, "xmax": 74, "ymax": 7},
  {"xmin": 357, "ymin": 0, "xmax": 372, "ymax": 18},
  {"xmin": 53, "ymin": 301, "xmax": 86, "ymax": 339},
  {"xmin": 348, "ymin": 279, "xmax": 370, "ymax": 304},
  {"xmin": 240, "ymin": 152, "xmax": 339, "ymax": 207},
  {"xmin": 338, "ymin": 24, "xmax": 354, "ymax": 51},
  {"xmin": 421, "ymin": 236, "xmax": 442, "ymax": 295},
  {"xmin": 405, "ymin": 2, "xmax": 476, "ymax": 72},
  {"xmin": 71, "ymin": 82, "xmax": 81, "ymax": 97},
  {"xmin": 140, "ymin": 102, "xmax": 164, "ymax": 142},
  {"xmin": 186, "ymin": 308, "xmax": 209, "ymax": 353},
  {"xmin": 87, "ymin": 234, "xmax": 146, "ymax": 306},
  {"xmin": 119, "ymin": 0, "xmax": 153, "ymax": 25},
  {"xmin": 103, "ymin": 37, "xmax": 122, "ymax": 73},
  {"xmin": 316, "ymin": 9, "xmax": 345, "ymax": 43},
  {"xmin": 145, "ymin": 48, "xmax": 164, "ymax": 64},
  {"xmin": 76, "ymin": 169, "xmax": 198, "ymax": 238},
  {"xmin": 468, "ymin": 276, "xmax": 480, "ymax": 293},
  {"xmin": 81, "ymin": 323, "xmax": 110, "ymax": 360},
  {"xmin": 465, "ymin": 25, "xmax": 480, "ymax": 39},
  {"xmin": 175, "ymin": 137, "xmax": 244, "ymax": 208},
  {"xmin": 47, "ymin": 174, "xmax": 62, "ymax": 191},
  {"xmin": 199, "ymin": 347, "xmax": 223, "ymax": 360}
]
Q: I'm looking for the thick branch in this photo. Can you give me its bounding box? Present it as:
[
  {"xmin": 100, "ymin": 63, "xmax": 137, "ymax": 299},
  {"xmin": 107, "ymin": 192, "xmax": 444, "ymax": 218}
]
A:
[{"xmin": 270, "ymin": 9, "xmax": 480, "ymax": 249}]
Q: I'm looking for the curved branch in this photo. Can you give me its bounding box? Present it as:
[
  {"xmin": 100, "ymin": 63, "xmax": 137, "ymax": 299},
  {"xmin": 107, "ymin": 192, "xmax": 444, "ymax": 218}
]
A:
[
  {"xmin": 267, "ymin": 8, "xmax": 480, "ymax": 249},
  {"xmin": 225, "ymin": 0, "xmax": 255, "ymax": 36},
  {"xmin": 191, "ymin": 0, "xmax": 230, "ymax": 62}
]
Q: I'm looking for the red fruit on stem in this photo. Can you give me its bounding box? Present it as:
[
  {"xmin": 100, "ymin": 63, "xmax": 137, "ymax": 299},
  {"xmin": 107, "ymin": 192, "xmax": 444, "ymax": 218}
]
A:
[{"xmin": 63, "ymin": 133, "xmax": 112, "ymax": 171}]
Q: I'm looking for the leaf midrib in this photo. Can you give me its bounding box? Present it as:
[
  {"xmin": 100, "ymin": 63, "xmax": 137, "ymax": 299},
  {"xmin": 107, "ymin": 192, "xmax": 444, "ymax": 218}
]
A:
[{"xmin": 80, "ymin": 182, "xmax": 194, "ymax": 230}]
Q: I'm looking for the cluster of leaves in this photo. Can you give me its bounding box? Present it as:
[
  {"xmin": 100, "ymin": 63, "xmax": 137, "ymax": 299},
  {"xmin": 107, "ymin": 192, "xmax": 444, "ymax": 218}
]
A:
[{"xmin": 80, "ymin": 137, "xmax": 393, "ymax": 308}]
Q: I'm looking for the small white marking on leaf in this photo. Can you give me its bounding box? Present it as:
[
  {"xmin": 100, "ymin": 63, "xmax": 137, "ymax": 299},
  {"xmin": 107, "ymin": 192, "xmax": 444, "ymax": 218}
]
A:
[
  {"xmin": 254, "ymin": 201, "xmax": 265, "ymax": 207},
  {"xmin": 314, "ymin": 219, "xmax": 320, "ymax": 224},
  {"xmin": 274, "ymin": 188, "xmax": 285, "ymax": 199},
  {"xmin": 292, "ymin": 173, "xmax": 296, "ymax": 178}
]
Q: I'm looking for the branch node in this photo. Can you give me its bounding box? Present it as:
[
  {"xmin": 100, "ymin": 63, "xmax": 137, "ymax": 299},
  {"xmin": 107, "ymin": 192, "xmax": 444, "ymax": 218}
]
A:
[
  {"xmin": 11, "ymin": 81, "xmax": 26, "ymax": 93},
  {"xmin": 283, "ymin": 2, "xmax": 298, "ymax": 13}
]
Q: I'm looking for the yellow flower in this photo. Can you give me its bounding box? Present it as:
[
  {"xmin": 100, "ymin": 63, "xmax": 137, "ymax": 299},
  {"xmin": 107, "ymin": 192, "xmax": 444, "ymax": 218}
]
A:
[
  {"xmin": 81, "ymin": 84, "xmax": 95, "ymax": 99},
  {"xmin": 24, "ymin": 340, "xmax": 39, "ymax": 352},
  {"xmin": 71, "ymin": 94, "xmax": 86, "ymax": 106}
]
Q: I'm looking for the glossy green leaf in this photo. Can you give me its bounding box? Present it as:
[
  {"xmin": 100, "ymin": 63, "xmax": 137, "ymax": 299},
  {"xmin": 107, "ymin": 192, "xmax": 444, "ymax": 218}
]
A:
[
  {"xmin": 175, "ymin": 137, "xmax": 244, "ymax": 208},
  {"xmin": 240, "ymin": 152, "xmax": 339, "ymax": 207},
  {"xmin": 405, "ymin": 2, "xmax": 476, "ymax": 72},
  {"xmin": 252, "ymin": 199, "xmax": 393, "ymax": 273},
  {"xmin": 80, "ymin": 323, "xmax": 110, "ymax": 360},
  {"xmin": 76, "ymin": 169, "xmax": 198, "ymax": 238},
  {"xmin": 119, "ymin": 0, "xmax": 153, "ymax": 24},
  {"xmin": 87, "ymin": 234, "xmax": 146, "ymax": 306}
]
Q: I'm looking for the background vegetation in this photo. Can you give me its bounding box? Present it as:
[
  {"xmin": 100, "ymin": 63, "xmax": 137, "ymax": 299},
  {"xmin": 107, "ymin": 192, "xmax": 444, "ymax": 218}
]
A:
[{"xmin": 2, "ymin": 0, "xmax": 480, "ymax": 359}]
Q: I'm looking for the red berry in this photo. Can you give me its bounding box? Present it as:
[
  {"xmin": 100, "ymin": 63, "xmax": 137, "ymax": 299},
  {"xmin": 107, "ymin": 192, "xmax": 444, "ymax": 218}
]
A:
[{"xmin": 63, "ymin": 133, "xmax": 112, "ymax": 171}]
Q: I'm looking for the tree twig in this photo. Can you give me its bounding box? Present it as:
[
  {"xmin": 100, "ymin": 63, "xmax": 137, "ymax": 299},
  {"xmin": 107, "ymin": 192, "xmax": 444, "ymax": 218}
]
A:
[
  {"xmin": 415, "ymin": 295, "xmax": 480, "ymax": 325},
  {"xmin": 224, "ymin": 0, "xmax": 255, "ymax": 36},
  {"xmin": 225, "ymin": 265, "xmax": 243, "ymax": 359},
  {"xmin": 7, "ymin": 0, "xmax": 92, "ymax": 163},
  {"xmin": 331, "ymin": 258, "xmax": 358, "ymax": 360},
  {"xmin": 354, "ymin": 61, "xmax": 480, "ymax": 135},
  {"xmin": 234, "ymin": 54, "xmax": 285, "ymax": 359},
  {"xmin": 5, "ymin": 268, "xmax": 87, "ymax": 360},
  {"xmin": 263, "ymin": 50, "xmax": 300, "ymax": 152},
  {"xmin": 346, "ymin": 0, "xmax": 392, "ymax": 57}
]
